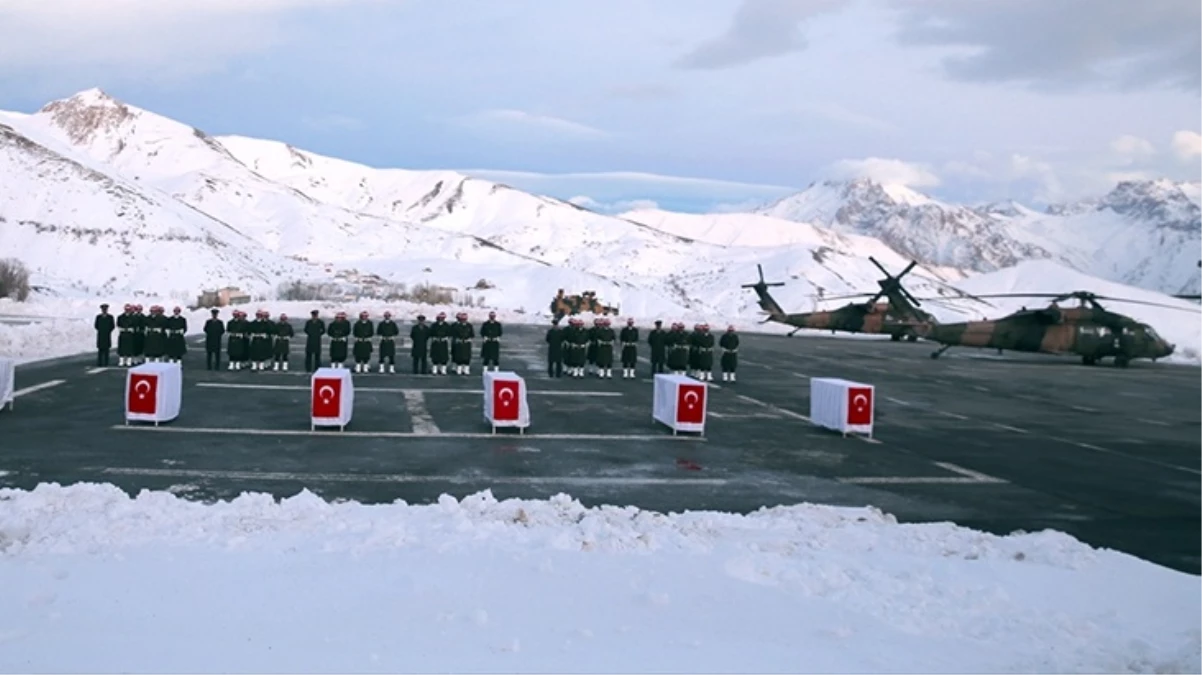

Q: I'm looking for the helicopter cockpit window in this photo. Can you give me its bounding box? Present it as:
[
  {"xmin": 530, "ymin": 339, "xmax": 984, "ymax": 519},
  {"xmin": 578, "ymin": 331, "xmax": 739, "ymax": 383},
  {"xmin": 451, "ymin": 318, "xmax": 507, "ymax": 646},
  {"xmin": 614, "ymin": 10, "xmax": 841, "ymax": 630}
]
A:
[{"xmin": 1143, "ymin": 325, "xmax": 1161, "ymax": 340}]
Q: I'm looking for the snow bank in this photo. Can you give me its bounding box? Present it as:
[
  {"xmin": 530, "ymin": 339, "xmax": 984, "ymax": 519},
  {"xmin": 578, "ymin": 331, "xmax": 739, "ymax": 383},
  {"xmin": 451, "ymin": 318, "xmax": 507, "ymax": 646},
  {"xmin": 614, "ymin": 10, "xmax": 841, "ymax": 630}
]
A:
[{"xmin": 0, "ymin": 483, "xmax": 1196, "ymax": 673}]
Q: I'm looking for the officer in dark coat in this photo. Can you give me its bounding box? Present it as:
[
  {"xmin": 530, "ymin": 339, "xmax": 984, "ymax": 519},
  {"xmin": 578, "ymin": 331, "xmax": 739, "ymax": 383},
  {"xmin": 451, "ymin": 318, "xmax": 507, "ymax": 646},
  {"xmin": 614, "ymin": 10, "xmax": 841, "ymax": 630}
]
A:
[
  {"xmin": 116, "ymin": 304, "xmax": 136, "ymax": 367},
  {"xmin": 545, "ymin": 319, "xmax": 564, "ymax": 378},
  {"xmin": 647, "ymin": 320, "xmax": 666, "ymax": 374},
  {"xmin": 304, "ymin": 310, "xmax": 325, "ymax": 371},
  {"xmin": 694, "ymin": 323, "xmax": 715, "ymax": 381},
  {"xmin": 352, "ymin": 311, "xmax": 375, "ymax": 373},
  {"xmin": 226, "ymin": 309, "xmax": 249, "ymax": 370},
  {"xmin": 429, "ymin": 312, "xmax": 450, "ymax": 375},
  {"xmin": 273, "ymin": 313, "xmax": 294, "ymax": 371},
  {"xmin": 479, "ymin": 311, "xmax": 502, "ymax": 371},
  {"xmin": 143, "ymin": 305, "xmax": 169, "ymax": 362},
  {"xmin": 249, "ymin": 310, "xmax": 274, "ymax": 371},
  {"xmin": 666, "ymin": 322, "xmax": 689, "ymax": 374},
  {"xmin": 410, "ymin": 314, "xmax": 430, "ymax": 374},
  {"xmin": 165, "ymin": 306, "xmax": 187, "ymax": 364},
  {"xmin": 327, "ymin": 311, "xmax": 351, "ymax": 368},
  {"xmin": 203, "ymin": 308, "xmax": 224, "ymax": 370},
  {"xmin": 450, "ymin": 312, "xmax": 474, "ymax": 375},
  {"xmin": 619, "ymin": 317, "xmax": 638, "ymax": 379},
  {"xmin": 376, "ymin": 311, "xmax": 399, "ymax": 373},
  {"xmin": 93, "ymin": 303, "xmax": 114, "ymax": 367},
  {"xmin": 719, "ymin": 325, "xmax": 739, "ymax": 382},
  {"xmin": 593, "ymin": 317, "xmax": 616, "ymax": 378}
]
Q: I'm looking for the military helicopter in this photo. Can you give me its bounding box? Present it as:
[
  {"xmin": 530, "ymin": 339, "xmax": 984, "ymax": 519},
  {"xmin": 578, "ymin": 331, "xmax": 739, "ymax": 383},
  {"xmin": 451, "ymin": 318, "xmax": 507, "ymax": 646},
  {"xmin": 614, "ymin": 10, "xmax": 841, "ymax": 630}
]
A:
[
  {"xmin": 742, "ymin": 257, "xmax": 943, "ymax": 341},
  {"xmin": 909, "ymin": 290, "xmax": 1194, "ymax": 367}
]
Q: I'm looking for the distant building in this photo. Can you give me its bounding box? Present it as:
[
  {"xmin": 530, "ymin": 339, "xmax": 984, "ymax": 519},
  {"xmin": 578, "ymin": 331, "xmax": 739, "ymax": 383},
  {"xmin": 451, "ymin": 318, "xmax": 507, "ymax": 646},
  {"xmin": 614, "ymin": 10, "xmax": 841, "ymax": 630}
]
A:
[{"xmin": 196, "ymin": 286, "xmax": 251, "ymax": 308}]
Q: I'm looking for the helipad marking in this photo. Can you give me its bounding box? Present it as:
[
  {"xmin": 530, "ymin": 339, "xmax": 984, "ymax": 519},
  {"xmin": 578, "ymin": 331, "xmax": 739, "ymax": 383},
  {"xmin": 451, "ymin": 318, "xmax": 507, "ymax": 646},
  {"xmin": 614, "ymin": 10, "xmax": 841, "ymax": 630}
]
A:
[
  {"xmin": 402, "ymin": 390, "xmax": 441, "ymax": 434},
  {"xmin": 1047, "ymin": 436, "xmax": 1200, "ymax": 476},
  {"xmin": 839, "ymin": 462, "xmax": 1006, "ymax": 485},
  {"xmin": 195, "ymin": 382, "xmax": 622, "ymax": 396},
  {"xmin": 733, "ymin": 392, "xmax": 882, "ymax": 444},
  {"xmin": 110, "ymin": 425, "xmax": 704, "ymax": 441},
  {"xmin": 98, "ymin": 466, "xmax": 728, "ymax": 486},
  {"xmin": 14, "ymin": 379, "xmax": 66, "ymax": 397}
]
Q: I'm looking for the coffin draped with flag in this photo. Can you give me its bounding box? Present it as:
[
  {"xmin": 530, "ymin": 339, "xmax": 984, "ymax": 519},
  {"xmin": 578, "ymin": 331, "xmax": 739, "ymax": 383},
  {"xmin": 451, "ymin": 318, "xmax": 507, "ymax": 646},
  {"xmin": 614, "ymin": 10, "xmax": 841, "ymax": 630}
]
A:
[
  {"xmin": 124, "ymin": 362, "xmax": 182, "ymax": 424},
  {"xmin": 652, "ymin": 373, "xmax": 707, "ymax": 435},
  {"xmin": 809, "ymin": 377, "xmax": 874, "ymax": 438},
  {"xmin": 0, "ymin": 357, "xmax": 14, "ymax": 411},
  {"xmin": 311, "ymin": 367, "xmax": 354, "ymax": 430},
  {"xmin": 483, "ymin": 370, "xmax": 529, "ymax": 432}
]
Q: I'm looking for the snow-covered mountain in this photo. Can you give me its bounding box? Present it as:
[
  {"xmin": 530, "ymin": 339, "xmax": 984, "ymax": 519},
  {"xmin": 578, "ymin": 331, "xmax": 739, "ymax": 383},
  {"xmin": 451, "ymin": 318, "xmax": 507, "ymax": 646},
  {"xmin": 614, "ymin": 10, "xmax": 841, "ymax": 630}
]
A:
[
  {"xmin": 0, "ymin": 89, "xmax": 977, "ymax": 322},
  {"xmin": 755, "ymin": 178, "xmax": 1201, "ymax": 296}
]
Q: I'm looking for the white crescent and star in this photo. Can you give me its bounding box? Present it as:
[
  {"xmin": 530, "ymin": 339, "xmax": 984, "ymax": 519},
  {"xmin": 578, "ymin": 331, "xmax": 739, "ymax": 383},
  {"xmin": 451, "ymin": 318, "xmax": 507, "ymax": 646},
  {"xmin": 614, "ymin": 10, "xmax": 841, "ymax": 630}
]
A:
[
  {"xmin": 853, "ymin": 393, "xmax": 868, "ymax": 409},
  {"xmin": 498, "ymin": 386, "xmax": 515, "ymax": 406},
  {"xmin": 683, "ymin": 390, "xmax": 700, "ymax": 409},
  {"xmin": 318, "ymin": 384, "xmax": 335, "ymax": 403},
  {"xmin": 134, "ymin": 379, "xmax": 151, "ymax": 400}
]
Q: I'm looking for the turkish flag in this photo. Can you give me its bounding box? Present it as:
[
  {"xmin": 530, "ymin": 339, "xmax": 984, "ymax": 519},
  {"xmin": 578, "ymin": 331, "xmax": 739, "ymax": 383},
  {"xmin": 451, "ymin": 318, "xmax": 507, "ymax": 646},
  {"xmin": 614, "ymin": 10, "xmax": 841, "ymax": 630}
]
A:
[
  {"xmin": 847, "ymin": 386, "xmax": 873, "ymax": 425},
  {"xmin": 492, "ymin": 379, "xmax": 519, "ymax": 421},
  {"xmin": 676, "ymin": 383, "xmax": 705, "ymax": 424},
  {"xmin": 312, "ymin": 378, "xmax": 342, "ymax": 417},
  {"xmin": 127, "ymin": 373, "xmax": 158, "ymax": 415}
]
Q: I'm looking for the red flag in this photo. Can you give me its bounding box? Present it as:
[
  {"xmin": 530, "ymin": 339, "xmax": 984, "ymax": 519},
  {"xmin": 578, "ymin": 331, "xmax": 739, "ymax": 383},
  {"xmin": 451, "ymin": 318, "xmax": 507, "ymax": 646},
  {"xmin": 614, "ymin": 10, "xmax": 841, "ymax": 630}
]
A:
[
  {"xmin": 847, "ymin": 386, "xmax": 873, "ymax": 425},
  {"xmin": 127, "ymin": 373, "xmax": 158, "ymax": 415},
  {"xmin": 492, "ymin": 379, "xmax": 519, "ymax": 421},
  {"xmin": 676, "ymin": 383, "xmax": 705, "ymax": 424},
  {"xmin": 312, "ymin": 378, "xmax": 342, "ymax": 418}
]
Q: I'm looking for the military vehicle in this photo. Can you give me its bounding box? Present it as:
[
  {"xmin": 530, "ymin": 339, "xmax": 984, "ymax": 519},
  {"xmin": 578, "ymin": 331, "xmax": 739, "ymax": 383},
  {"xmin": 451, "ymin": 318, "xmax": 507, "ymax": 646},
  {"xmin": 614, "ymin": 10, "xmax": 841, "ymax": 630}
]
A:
[
  {"xmin": 911, "ymin": 290, "xmax": 1195, "ymax": 367},
  {"xmin": 549, "ymin": 289, "xmax": 619, "ymax": 322},
  {"xmin": 741, "ymin": 257, "xmax": 943, "ymax": 341}
]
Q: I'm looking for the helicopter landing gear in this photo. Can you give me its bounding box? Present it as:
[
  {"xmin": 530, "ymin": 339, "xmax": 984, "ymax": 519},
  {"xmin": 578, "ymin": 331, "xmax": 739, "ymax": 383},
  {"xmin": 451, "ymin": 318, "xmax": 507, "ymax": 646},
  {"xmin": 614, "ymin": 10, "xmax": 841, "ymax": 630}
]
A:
[
  {"xmin": 907, "ymin": 334, "xmax": 918, "ymax": 342},
  {"xmin": 1081, "ymin": 356, "xmax": 1098, "ymax": 366},
  {"xmin": 931, "ymin": 345, "xmax": 952, "ymax": 359},
  {"xmin": 1114, "ymin": 355, "xmax": 1130, "ymax": 368},
  {"xmin": 890, "ymin": 333, "xmax": 901, "ymax": 341}
]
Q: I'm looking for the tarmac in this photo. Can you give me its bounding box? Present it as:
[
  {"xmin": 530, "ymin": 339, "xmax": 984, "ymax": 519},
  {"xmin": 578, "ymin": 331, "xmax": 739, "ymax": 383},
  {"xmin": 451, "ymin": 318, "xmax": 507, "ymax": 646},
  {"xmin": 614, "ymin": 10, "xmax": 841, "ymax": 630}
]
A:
[{"xmin": 3, "ymin": 323, "xmax": 1199, "ymax": 574}]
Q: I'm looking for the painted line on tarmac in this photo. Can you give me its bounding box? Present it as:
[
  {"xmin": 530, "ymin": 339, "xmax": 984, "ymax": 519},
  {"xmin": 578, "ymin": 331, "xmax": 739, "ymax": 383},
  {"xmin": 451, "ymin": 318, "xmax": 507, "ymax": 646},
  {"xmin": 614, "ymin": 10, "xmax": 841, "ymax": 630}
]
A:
[
  {"xmin": 98, "ymin": 466, "xmax": 727, "ymax": 486},
  {"xmin": 1136, "ymin": 417, "xmax": 1171, "ymax": 427},
  {"xmin": 85, "ymin": 367, "xmax": 111, "ymax": 374},
  {"xmin": 110, "ymin": 425, "xmax": 704, "ymax": 442},
  {"xmin": 990, "ymin": 422, "xmax": 1030, "ymax": 434},
  {"xmin": 195, "ymin": 382, "xmax": 623, "ymax": 397},
  {"xmin": 13, "ymin": 379, "xmax": 66, "ymax": 398},
  {"xmin": 1048, "ymin": 436, "xmax": 1200, "ymax": 476},
  {"xmin": 839, "ymin": 462, "xmax": 1006, "ymax": 485},
  {"xmin": 733, "ymin": 392, "xmax": 882, "ymax": 444},
  {"xmin": 402, "ymin": 390, "xmax": 441, "ymax": 434}
]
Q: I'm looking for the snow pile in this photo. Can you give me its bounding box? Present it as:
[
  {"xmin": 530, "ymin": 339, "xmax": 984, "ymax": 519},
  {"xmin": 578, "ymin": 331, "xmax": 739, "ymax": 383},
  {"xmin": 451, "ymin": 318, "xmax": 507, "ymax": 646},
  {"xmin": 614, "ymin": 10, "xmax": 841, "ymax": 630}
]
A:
[{"xmin": 0, "ymin": 483, "xmax": 1197, "ymax": 673}]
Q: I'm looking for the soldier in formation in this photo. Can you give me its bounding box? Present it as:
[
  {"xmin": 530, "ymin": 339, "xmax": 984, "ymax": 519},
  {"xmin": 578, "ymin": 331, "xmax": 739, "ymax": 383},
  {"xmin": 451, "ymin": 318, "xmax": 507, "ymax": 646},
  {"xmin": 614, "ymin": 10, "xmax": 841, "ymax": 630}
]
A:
[
  {"xmin": 545, "ymin": 318, "xmax": 564, "ymax": 378},
  {"xmin": 410, "ymin": 315, "xmax": 430, "ymax": 374},
  {"xmin": 165, "ymin": 307, "xmax": 187, "ymax": 364},
  {"xmin": 429, "ymin": 312, "xmax": 451, "ymax": 374},
  {"xmin": 619, "ymin": 317, "xmax": 638, "ymax": 379},
  {"xmin": 592, "ymin": 317, "xmax": 616, "ymax": 378},
  {"xmin": 376, "ymin": 311, "xmax": 399, "ymax": 373},
  {"xmin": 116, "ymin": 304, "xmax": 137, "ymax": 366},
  {"xmin": 451, "ymin": 311, "xmax": 474, "ymax": 375},
  {"xmin": 352, "ymin": 311, "xmax": 375, "ymax": 372},
  {"xmin": 143, "ymin": 305, "xmax": 168, "ymax": 362},
  {"xmin": 273, "ymin": 313, "xmax": 294, "ymax": 370},
  {"xmin": 304, "ymin": 310, "xmax": 325, "ymax": 371},
  {"xmin": 647, "ymin": 320, "xmax": 666, "ymax": 374},
  {"xmin": 567, "ymin": 317, "xmax": 589, "ymax": 377},
  {"xmin": 691, "ymin": 323, "xmax": 715, "ymax": 381},
  {"xmin": 131, "ymin": 305, "xmax": 146, "ymax": 364},
  {"xmin": 719, "ymin": 325, "xmax": 739, "ymax": 381},
  {"xmin": 327, "ymin": 311, "xmax": 351, "ymax": 368},
  {"xmin": 94, "ymin": 303, "xmax": 114, "ymax": 367},
  {"xmin": 249, "ymin": 310, "xmax": 274, "ymax": 370},
  {"xmin": 204, "ymin": 308, "xmax": 224, "ymax": 370},
  {"xmin": 480, "ymin": 311, "xmax": 502, "ymax": 371},
  {"xmin": 226, "ymin": 309, "xmax": 250, "ymax": 370}
]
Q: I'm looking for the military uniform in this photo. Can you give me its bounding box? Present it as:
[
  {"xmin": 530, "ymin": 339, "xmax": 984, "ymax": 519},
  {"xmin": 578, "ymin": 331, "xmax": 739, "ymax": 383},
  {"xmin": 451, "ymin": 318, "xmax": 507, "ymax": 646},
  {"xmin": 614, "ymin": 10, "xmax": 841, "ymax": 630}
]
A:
[
  {"xmin": 619, "ymin": 318, "xmax": 638, "ymax": 379},
  {"xmin": 352, "ymin": 311, "xmax": 376, "ymax": 372},
  {"xmin": 647, "ymin": 320, "xmax": 666, "ymax": 374},
  {"xmin": 568, "ymin": 317, "xmax": 589, "ymax": 377},
  {"xmin": 593, "ymin": 317, "xmax": 616, "ymax": 378},
  {"xmin": 687, "ymin": 324, "xmax": 702, "ymax": 379},
  {"xmin": 131, "ymin": 305, "xmax": 146, "ymax": 365},
  {"xmin": 273, "ymin": 314, "xmax": 294, "ymax": 370},
  {"xmin": 249, "ymin": 310, "xmax": 274, "ymax": 370},
  {"xmin": 304, "ymin": 310, "xmax": 325, "ymax": 371},
  {"xmin": 586, "ymin": 319, "xmax": 599, "ymax": 375},
  {"xmin": 410, "ymin": 315, "xmax": 430, "ymax": 374},
  {"xmin": 666, "ymin": 323, "xmax": 689, "ymax": 375},
  {"xmin": 116, "ymin": 304, "xmax": 136, "ymax": 366},
  {"xmin": 694, "ymin": 323, "xmax": 715, "ymax": 381},
  {"xmin": 226, "ymin": 310, "xmax": 250, "ymax": 370},
  {"xmin": 451, "ymin": 312, "xmax": 474, "ymax": 375},
  {"xmin": 327, "ymin": 311, "xmax": 351, "ymax": 368},
  {"xmin": 719, "ymin": 325, "xmax": 739, "ymax": 381},
  {"xmin": 93, "ymin": 304, "xmax": 114, "ymax": 367},
  {"xmin": 545, "ymin": 320, "xmax": 564, "ymax": 378},
  {"xmin": 165, "ymin": 307, "xmax": 187, "ymax": 364},
  {"xmin": 480, "ymin": 311, "xmax": 502, "ymax": 371},
  {"xmin": 376, "ymin": 312, "xmax": 399, "ymax": 373},
  {"xmin": 204, "ymin": 309, "xmax": 224, "ymax": 370},
  {"xmin": 429, "ymin": 312, "xmax": 451, "ymax": 374},
  {"xmin": 143, "ymin": 306, "xmax": 168, "ymax": 361}
]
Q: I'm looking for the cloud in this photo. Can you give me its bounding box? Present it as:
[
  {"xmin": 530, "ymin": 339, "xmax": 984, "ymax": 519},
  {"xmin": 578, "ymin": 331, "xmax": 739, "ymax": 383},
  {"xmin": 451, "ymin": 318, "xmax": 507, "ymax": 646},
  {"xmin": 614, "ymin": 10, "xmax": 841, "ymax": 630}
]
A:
[
  {"xmin": 605, "ymin": 83, "xmax": 678, "ymax": 101},
  {"xmin": 825, "ymin": 158, "xmax": 941, "ymax": 188},
  {"xmin": 453, "ymin": 109, "xmax": 606, "ymax": 138},
  {"xmin": 891, "ymin": 0, "xmax": 1202, "ymax": 92},
  {"xmin": 773, "ymin": 101, "xmax": 896, "ymax": 133},
  {"xmin": 300, "ymin": 114, "xmax": 364, "ymax": 131},
  {"xmin": 1109, "ymin": 134, "xmax": 1156, "ymax": 164},
  {"xmin": 1171, "ymin": 130, "xmax": 1202, "ymax": 160},
  {"xmin": 674, "ymin": 0, "xmax": 847, "ymax": 70},
  {"xmin": 0, "ymin": 0, "xmax": 371, "ymax": 79}
]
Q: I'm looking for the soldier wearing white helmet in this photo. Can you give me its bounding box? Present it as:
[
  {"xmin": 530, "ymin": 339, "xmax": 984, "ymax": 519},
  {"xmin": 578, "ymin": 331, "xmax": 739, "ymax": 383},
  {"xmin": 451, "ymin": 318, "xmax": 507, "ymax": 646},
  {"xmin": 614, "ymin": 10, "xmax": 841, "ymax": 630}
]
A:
[
  {"xmin": 450, "ymin": 311, "xmax": 474, "ymax": 375},
  {"xmin": 327, "ymin": 311, "xmax": 351, "ymax": 368},
  {"xmin": 376, "ymin": 311, "xmax": 399, "ymax": 373},
  {"xmin": 249, "ymin": 309, "xmax": 273, "ymax": 370},
  {"xmin": 116, "ymin": 303, "xmax": 136, "ymax": 367},
  {"xmin": 272, "ymin": 313, "xmax": 294, "ymax": 371},
  {"xmin": 719, "ymin": 324, "xmax": 739, "ymax": 382},
  {"xmin": 226, "ymin": 309, "xmax": 250, "ymax": 370},
  {"xmin": 694, "ymin": 322, "xmax": 715, "ymax": 381},
  {"xmin": 619, "ymin": 317, "xmax": 639, "ymax": 379},
  {"xmin": 429, "ymin": 312, "xmax": 451, "ymax": 374},
  {"xmin": 480, "ymin": 311, "xmax": 503, "ymax": 371},
  {"xmin": 131, "ymin": 304, "xmax": 146, "ymax": 364},
  {"xmin": 352, "ymin": 311, "xmax": 375, "ymax": 373},
  {"xmin": 143, "ymin": 305, "xmax": 168, "ymax": 362},
  {"xmin": 593, "ymin": 317, "xmax": 616, "ymax": 378},
  {"xmin": 566, "ymin": 317, "xmax": 589, "ymax": 377},
  {"xmin": 666, "ymin": 322, "xmax": 689, "ymax": 375},
  {"xmin": 165, "ymin": 306, "xmax": 187, "ymax": 365}
]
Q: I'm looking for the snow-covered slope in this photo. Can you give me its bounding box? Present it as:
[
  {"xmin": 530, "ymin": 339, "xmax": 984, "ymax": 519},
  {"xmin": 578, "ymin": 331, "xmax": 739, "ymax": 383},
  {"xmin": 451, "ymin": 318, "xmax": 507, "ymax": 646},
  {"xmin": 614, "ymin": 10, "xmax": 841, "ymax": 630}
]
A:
[{"xmin": 757, "ymin": 178, "xmax": 1202, "ymax": 296}]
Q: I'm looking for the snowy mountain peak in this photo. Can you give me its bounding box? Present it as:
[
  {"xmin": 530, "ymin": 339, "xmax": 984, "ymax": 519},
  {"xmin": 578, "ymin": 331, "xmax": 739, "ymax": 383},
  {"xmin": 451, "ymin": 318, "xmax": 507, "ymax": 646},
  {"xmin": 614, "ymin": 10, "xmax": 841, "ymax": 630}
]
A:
[
  {"xmin": 1098, "ymin": 179, "xmax": 1200, "ymax": 232},
  {"xmin": 38, "ymin": 88, "xmax": 137, "ymax": 146}
]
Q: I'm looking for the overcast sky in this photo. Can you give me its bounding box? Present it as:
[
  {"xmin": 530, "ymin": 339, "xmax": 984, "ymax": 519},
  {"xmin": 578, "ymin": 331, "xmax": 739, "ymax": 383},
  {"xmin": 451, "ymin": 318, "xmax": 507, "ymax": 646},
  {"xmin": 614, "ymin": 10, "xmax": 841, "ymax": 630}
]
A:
[{"xmin": 0, "ymin": 0, "xmax": 1198, "ymax": 213}]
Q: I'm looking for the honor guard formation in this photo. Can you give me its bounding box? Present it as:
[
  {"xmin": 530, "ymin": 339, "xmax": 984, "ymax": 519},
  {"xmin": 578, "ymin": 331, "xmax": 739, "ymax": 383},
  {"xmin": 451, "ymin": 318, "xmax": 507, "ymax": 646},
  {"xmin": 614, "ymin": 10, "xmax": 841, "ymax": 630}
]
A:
[{"xmin": 92, "ymin": 304, "xmax": 742, "ymax": 382}]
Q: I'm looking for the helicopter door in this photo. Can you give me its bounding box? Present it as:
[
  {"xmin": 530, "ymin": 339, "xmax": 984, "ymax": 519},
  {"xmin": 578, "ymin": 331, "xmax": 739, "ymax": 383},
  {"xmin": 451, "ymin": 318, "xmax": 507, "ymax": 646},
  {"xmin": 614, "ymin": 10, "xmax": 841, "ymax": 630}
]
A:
[{"xmin": 1075, "ymin": 324, "xmax": 1113, "ymax": 355}]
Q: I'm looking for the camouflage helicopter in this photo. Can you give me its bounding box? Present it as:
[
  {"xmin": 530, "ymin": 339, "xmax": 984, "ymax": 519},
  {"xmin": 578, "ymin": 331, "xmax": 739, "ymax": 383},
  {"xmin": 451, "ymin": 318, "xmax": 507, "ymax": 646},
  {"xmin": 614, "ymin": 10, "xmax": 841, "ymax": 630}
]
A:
[
  {"xmin": 742, "ymin": 257, "xmax": 943, "ymax": 341},
  {"xmin": 549, "ymin": 289, "xmax": 620, "ymax": 322},
  {"xmin": 909, "ymin": 290, "xmax": 1195, "ymax": 367}
]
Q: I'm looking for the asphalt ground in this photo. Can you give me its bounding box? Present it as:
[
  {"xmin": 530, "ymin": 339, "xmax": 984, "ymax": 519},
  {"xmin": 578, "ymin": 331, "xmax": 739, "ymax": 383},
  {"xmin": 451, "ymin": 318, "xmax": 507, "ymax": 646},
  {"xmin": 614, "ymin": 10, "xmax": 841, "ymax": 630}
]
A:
[{"xmin": 3, "ymin": 323, "xmax": 1199, "ymax": 574}]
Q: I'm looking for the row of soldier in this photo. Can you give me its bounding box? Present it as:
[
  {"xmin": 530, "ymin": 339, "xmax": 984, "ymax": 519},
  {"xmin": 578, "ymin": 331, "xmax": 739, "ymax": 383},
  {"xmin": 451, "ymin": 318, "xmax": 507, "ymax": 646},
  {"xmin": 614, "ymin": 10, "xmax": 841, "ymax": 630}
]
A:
[{"xmin": 93, "ymin": 303, "xmax": 740, "ymax": 381}]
